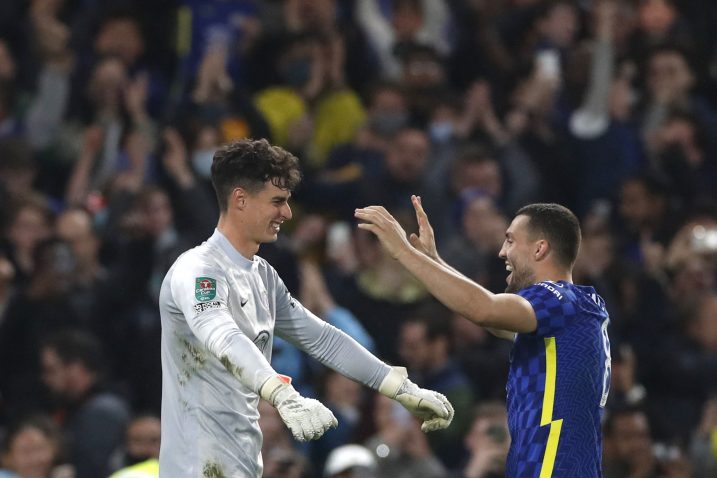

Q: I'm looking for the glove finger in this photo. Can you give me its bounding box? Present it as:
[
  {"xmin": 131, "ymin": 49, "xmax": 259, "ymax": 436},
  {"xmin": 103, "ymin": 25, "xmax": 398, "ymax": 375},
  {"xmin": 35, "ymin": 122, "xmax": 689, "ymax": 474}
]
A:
[
  {"xmin": 436, "ymin": 393, "xmax": 454, "ymax": 421},
  {"xmin": 307, "ymin": 414, "xmax": 322, "ymax": 441},
  {"xmin": 317, "ymin": 409, "xmax": 338, "ymax": 436},
  {"xmin": 396, "ymin": 395, "xmax": 436, "ymax": 420},
  {"xmin": 313, "ymin": 408, "xmax": 329, "ymax": 436},
  {"xmin": 417, "ymin": 395, "xmax": 450, "ymax": 419},
  {"xmin": 326, "ymin": 409, "xmax": 338, "ymax": 429},
  {"xmin": 421, "ymin": 419, "xmax": 437, "ymax": 433},
  {"xmin": 419, "ymin": 393, "xmax": 453, "ymax": 432},
  {"xmin": 291, "ymin": 424, "xmax": 308, "ymax": 442},
  {"xmin": 329, "ymin": 410, "xmax": 338, "ymax": 428},
  {"xmin": 421, "ymin": 417, "xmax": 449, "ymax": 433}
]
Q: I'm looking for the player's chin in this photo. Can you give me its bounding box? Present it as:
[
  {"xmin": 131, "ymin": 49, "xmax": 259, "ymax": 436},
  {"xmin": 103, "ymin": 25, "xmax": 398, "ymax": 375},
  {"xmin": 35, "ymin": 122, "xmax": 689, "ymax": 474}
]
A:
[{"xmin": 504, "ymin": 274, "xmax": 518, "ymax": 293}]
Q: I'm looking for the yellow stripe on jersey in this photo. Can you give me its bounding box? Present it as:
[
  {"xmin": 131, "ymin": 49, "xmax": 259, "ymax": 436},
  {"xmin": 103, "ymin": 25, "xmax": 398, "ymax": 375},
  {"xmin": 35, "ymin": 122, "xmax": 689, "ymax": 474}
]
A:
[{"xmin": 539, "ymin": 337, "xmax": 563, "ymax": 478}]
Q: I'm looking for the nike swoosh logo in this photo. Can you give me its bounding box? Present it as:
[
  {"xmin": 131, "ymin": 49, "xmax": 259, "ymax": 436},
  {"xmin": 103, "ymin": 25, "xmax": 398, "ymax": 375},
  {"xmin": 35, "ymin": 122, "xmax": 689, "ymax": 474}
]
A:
[{"xmin": 241, "ymin": 298, "xmax": 248, "ymax": 307}]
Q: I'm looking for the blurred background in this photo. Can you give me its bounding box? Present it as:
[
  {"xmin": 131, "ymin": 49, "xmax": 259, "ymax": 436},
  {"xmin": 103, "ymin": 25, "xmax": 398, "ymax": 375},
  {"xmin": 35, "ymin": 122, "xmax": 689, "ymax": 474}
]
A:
[{"xmin": 0, "ymin": 0, "xmax": 716, "ymax": 477}]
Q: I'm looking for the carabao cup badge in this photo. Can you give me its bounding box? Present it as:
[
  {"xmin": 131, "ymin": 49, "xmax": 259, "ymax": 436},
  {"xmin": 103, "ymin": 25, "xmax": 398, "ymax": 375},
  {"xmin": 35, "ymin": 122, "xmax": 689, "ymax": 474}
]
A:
[{"xmin": 195, "ymin": 277, "xmax": 217, "ymax": 301}]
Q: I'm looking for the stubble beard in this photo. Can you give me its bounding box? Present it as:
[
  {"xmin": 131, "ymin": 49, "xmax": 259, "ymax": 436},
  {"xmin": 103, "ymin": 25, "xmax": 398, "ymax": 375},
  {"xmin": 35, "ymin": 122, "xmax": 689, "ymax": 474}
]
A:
[{"xmin": 505, "ymin": 265, "xmax": 536, "ymax": 293}]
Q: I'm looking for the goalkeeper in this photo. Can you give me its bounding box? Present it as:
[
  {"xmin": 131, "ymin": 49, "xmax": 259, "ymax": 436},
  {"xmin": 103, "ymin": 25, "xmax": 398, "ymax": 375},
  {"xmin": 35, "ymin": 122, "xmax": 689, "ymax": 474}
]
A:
[{"xmin": 157, "ymin": 138, "xmax": 454, "ymax": 478}]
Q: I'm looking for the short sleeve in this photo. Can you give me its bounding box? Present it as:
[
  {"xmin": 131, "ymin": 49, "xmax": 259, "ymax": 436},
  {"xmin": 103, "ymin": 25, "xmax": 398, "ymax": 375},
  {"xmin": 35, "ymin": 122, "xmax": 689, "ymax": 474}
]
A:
[{"xmin": 517, "ymin": 282, "xmax": 576, "ymax": 337}]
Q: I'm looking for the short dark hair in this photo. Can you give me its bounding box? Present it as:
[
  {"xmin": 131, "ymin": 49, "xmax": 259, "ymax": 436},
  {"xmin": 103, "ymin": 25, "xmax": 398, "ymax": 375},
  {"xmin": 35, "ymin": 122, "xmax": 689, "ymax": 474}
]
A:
[
  {"xmin": 603, "ymin": 403, "xmax": 648, "ymax": 436},
  {"xmin": 42, "ymin": 330, "xmax": 105, "ymax": 376},
  {"xmin": 623, "ymin": 172, "xmax": 671, "ymax": 199},
  {"xmin": 1, "ymin": 415, "xmax": 62, "ymax": 455},
  {"xmin": 211, "ymin": 139, "xmax": 302, "ymax": 212},
  {"xmin": 515, "ymin": 203, "xmax": 581, "ymax": 268},
  {"xmin": 455, "ymin": 143, "xmax": 496, "ymax": 167},
  {"xmin": 406, "ymin": 302, "xmax": 453, "ymax": 342}
]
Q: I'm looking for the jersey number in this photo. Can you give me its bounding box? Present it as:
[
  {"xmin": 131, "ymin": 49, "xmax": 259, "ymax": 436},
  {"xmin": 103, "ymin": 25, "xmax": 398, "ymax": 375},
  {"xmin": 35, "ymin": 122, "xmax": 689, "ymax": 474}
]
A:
[{"xmin": 599, "ymin": 319, "xmax": 611, "ymax": 408}]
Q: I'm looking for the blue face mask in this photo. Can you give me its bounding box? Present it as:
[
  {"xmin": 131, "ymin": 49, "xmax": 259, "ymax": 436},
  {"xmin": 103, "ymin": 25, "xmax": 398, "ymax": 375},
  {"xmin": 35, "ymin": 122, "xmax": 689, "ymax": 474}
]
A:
[
  {"xmin": 370, "ymin": 112, "xmax": 408, "ymax": 137},
  {"xmin": 429, "ymin": 121, "xmax": 454, "ymax": 143},
  {"xmin": 192, "ymin": 150, "xmax": 215, "ymax": 179}
]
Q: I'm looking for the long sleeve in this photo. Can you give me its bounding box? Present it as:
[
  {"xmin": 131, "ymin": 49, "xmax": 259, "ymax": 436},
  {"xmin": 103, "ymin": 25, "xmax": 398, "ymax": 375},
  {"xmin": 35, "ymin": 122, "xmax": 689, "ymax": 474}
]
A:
[
  {"xmin": 270, "ymin": 269, "xmax": 390, "ymax": 389},
  {"xmin": 324, "ymin": 306, "xmax": 376, "ymax": 353},
  {"xmin": 275, "ymin": 302, "xmax": 390, "ymax": 389},
  {"xmin": 169, "ymin": 262, "xmax": 277, "ymax": 392},
  {"xmin": 355, "ymin": 0, "xmax": 400, "ymax": 78},
  {"xmin": 25, "ymin": 65, "xmax": 71, "ymax": 149},
  {"xmin": 569, "ymin": 38, "xmax": 614, "ymax": 139}
]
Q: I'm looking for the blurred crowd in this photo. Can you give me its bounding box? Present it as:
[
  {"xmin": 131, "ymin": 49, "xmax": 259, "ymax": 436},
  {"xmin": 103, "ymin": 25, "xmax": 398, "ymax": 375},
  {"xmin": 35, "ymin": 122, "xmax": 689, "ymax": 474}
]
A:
[{"xmin": 0, "ymin": 0, "xmax": 716, "ymax": 477}]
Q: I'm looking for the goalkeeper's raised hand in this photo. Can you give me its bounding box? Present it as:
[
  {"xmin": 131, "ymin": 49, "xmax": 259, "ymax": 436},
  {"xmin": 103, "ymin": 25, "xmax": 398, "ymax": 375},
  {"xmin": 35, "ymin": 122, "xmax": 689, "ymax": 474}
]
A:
[
  {"xmin": 379, "ymin": 366, "xmax": 454, "ymax": 432},
  {"xmin": 260, "ymin": 375, "xmax": 338, "ymax": 441}
]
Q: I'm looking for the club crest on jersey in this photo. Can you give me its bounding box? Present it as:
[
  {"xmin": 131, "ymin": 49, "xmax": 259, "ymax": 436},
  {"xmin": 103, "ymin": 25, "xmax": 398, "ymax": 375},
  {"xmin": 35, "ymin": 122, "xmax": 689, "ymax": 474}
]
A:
[
  {"xmin": 195, "ymin": 277, "xmax": 217, "ymax": 301},
  {"xmin": 254, "ymin": 331, "xmax": 270, "ymax": 353}
]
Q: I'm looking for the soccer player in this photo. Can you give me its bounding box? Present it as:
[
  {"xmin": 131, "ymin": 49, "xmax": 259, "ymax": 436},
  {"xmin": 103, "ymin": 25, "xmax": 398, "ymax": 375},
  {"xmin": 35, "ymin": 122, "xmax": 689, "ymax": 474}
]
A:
[
  {"xmin": 355, "ymin": 197, "xmax": 611, "ymax": 477},
  {"xmin": 158, "ymin": 140, "xmax": 453, "ymax": 477}
]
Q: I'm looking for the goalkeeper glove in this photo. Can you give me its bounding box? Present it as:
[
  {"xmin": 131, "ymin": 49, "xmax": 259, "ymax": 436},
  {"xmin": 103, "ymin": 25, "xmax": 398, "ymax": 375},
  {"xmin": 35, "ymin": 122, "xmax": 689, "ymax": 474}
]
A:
[
  {"xmin": 260, "ymin": 375, "xmax": 338, "ymax": 441},
  {"xmin": 378, "ymin": 366, "xmax": 454, "ymax": 432}
]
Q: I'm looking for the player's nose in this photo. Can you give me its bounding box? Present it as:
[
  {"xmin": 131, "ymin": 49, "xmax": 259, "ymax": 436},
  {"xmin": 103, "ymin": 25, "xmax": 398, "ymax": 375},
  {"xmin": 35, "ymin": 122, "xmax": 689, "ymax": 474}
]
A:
[{"xmin": 282, "ymin": 203, "xmax": 293, "ymax": 220}]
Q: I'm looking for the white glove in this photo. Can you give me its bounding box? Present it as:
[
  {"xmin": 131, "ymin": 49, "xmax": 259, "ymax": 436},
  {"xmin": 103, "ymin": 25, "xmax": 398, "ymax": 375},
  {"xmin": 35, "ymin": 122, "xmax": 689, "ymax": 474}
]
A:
[
  {"xmin": 378, "ymin": 366, "xmax": 454, "ymax": 432},
  {"xmin": 260, "ymin": 375, "xmax": 338, "ymax": 442}
]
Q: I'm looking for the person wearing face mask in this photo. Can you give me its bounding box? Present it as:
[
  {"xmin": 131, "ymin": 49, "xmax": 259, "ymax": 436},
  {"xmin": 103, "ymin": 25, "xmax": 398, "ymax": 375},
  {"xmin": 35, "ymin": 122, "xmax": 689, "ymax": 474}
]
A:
[
  {"xmin": 159, "ymin": 127, "xmax": 219, "ymax": 242},
  {"xmin": 254, "ymin": 32, "xmax": 366, "ymax": 169},
  {"xmin": 157, "ymin": 139, "xmax": 453, "ymax": 478},
  {"xmin": 191, "ymin": 148, "xmax": 215, "ymax": 180},
  {"xmin": 108, "ymin": 415, "xmax": 160, "ymax": 478},
  {"xmin": 648, "ymin": 113, "xmax": 717, "ymax": 207},
  {"xmin": 356, "ymin": 198, "xmax": 612, "ymax": 478}
]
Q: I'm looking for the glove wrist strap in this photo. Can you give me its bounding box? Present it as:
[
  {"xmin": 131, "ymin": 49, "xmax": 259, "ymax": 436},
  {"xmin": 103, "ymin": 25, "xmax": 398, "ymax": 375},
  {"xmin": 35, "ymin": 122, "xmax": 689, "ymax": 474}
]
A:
[
  {"xmin": 378, "ymin": 366, "xmax": 408, "ymax": 399},
  {"xmin": 259, "ymin": 375, "xmax": 295, "ymax": 406}
]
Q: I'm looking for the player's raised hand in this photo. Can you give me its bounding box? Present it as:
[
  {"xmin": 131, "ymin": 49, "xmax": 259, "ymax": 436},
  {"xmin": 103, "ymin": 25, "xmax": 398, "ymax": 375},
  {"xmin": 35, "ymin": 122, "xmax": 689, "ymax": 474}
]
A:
[
  {"xmin": 409, "ymin": 195, "xmax": 439, "ymax": 261},
  {"xmin": 379, "ymin": 367, "xmax": 454, "ymax": 433},
  {"xmin": 260, "ymin": 375, "xmax": 338, "ymax": 442},
  {"xmin": 354, "ymin": 206, "xmax": 412, "ymax": 259}
]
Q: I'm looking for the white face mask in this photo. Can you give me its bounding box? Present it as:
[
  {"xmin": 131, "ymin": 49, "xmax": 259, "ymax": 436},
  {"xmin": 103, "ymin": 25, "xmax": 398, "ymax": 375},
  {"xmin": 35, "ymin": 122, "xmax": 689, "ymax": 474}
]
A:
[
  {"xmin": 192, "ymin": 149, "xmax": 215, "ymax": 179},
  {"xmin": 429, "ymin": 121, "xmax": 454, "ymax": 143}
]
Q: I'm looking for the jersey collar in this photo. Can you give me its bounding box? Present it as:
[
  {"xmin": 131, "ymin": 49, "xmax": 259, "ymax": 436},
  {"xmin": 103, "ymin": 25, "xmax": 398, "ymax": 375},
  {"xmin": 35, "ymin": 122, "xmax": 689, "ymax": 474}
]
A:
[{"xmin": 208, "ymin": 229, "xmax": 255, "ymax": 270}]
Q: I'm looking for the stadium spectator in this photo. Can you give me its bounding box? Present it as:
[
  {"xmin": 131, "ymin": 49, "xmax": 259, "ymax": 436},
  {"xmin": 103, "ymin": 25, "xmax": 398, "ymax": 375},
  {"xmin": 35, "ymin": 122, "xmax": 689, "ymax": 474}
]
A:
[
  {"xmin": 1, "ymin": 1, "xmax": 717, "ymax": 475},
  {"xmin": 460, "ymin": 401, "xmax": 510, "ymax": 478},
  {"xmin": 0, "ymin": 415, "xmax": 72, "ymax": 478},
  {"xmin": 39, "ymin": 330, "xmax": 129, "ymax": 478},
  {"xmin": 364, "ymin": 394, "xmax": 446, "ymax": 478}
]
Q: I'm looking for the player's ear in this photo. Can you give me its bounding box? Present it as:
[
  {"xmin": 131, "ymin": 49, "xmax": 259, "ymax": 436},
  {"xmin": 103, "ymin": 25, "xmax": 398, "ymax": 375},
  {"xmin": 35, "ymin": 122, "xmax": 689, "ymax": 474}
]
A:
[
  {"xmin": 534, "ymin": 239, "xmax": 550, "ymax": 261},
  {"xmin": 231, "ymin": 187, "xmax": 248, "ymax": 210}
]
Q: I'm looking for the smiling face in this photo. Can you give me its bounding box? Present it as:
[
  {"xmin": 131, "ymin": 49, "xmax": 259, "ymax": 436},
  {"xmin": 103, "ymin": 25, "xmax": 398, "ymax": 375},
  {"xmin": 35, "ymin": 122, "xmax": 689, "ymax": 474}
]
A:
[
  {"xmin": 240, "ymin": 182, "xmax": 293, "ymax": 246},
  {"xmin": 498, "ymin": 215, "xmax": 538, "ymax": 293}
]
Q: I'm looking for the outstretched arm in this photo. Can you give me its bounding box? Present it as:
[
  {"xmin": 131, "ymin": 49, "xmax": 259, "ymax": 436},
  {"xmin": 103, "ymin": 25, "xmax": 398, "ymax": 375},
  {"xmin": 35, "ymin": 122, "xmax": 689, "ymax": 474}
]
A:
[
  {"xmin": 271, "ymin": 268, "xmax": 453, "ymax": 432},
  {"xmin": 355, "ymin": 201, "xmax": 537, "ymax": 333}
]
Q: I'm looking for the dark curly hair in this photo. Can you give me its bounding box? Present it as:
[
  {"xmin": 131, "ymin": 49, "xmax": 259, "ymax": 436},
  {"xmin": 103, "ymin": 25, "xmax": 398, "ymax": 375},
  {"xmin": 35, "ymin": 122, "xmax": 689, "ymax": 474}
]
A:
[{"xmin": 211, "ymin": 138, "xmax": 302, "ymax": 212}]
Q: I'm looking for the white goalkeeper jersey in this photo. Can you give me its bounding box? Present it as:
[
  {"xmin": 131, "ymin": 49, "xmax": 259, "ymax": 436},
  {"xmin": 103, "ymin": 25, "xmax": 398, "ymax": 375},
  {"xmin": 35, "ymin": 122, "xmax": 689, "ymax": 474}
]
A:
[{"xmin": 158, "ymin": 229, "xmax": 389, "ymax": 478}]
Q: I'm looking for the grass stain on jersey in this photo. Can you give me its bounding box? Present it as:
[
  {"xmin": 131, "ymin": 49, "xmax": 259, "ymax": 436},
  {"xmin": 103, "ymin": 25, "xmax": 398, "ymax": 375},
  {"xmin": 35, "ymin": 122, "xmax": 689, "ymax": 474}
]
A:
[
  {"xmin": 219, "ymin": 355, "xmax": 244, "ymax": 381},
  {"xmin": 177, "ymin": 336, "xmax": 207, "ymax": 386},
  {"xmin": 202, "ymin": 461, "xmax": 226, "ymax": 478}
]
